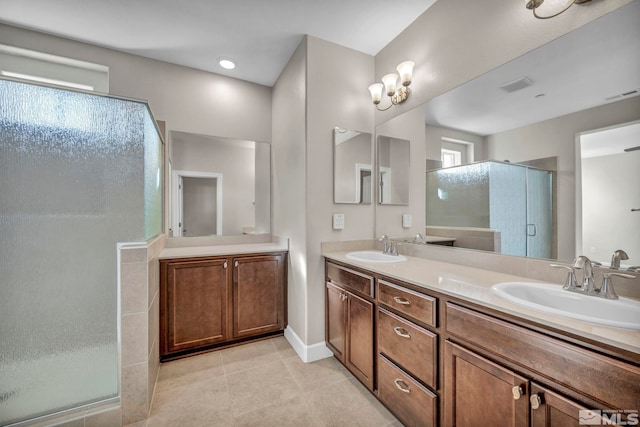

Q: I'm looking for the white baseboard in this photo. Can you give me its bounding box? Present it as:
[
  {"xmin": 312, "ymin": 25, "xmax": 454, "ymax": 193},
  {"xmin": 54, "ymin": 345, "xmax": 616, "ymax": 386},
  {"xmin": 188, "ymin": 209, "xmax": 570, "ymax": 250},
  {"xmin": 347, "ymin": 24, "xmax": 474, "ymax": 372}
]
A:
[{"xmin": 284, "ymin": 326, "xmax": 333, "ymax": 363}]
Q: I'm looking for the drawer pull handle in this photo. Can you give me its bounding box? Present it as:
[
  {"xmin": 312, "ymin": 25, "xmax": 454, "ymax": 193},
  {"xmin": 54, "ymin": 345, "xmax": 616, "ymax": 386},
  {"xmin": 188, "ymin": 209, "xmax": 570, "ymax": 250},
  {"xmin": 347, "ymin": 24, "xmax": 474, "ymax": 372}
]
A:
[
  {"xmin": 393, "ymin": 296, "xmax": 411, "ymax": 305},
  {"xmin": 394, "ymin": 379, "xmax": 411, "ymax": 394},
  {"xmin": 393, "ymin": 327, "xmax": 411, "ymax": 339},
  {"xmin": 530, "ymin": 394, "xmax": 542, "ymax": 410},
  {"xmin": 512, "ymin": 386, "xmax": 524, "ymax": 400}
]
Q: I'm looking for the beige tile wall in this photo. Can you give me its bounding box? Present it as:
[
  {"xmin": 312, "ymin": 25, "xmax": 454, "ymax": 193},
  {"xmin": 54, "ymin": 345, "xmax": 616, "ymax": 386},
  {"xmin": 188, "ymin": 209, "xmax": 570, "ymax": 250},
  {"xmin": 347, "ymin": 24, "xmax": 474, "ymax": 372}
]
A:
[{"xmin": 119, "ymin": 234, "xmax": 165, "ymax": 426}]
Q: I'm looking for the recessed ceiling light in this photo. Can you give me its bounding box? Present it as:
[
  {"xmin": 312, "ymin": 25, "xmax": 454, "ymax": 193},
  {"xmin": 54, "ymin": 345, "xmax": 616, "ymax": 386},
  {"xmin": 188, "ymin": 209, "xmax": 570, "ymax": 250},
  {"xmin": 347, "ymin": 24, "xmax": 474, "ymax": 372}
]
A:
[{"xmin": 218, "ymin": 57, "xmax": 236, "ymax": 70}]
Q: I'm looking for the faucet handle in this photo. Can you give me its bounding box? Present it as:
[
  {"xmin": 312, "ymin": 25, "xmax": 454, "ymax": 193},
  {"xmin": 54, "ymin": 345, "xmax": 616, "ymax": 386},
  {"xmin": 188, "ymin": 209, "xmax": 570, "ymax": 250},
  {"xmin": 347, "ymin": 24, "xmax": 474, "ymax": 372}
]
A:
[
  {"xmin": 550, "ymin": 264, "xmax": 577, "ymax": 290},
  {"xmin": 600, "ymin": 272, "xmax": 636, "ymax": 300}
]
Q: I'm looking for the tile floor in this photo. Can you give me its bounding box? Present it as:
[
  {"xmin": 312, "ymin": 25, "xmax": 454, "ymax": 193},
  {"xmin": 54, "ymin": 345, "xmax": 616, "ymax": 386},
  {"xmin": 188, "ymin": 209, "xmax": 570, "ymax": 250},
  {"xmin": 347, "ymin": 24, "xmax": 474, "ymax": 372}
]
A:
[{"xmin": 127, "ymin": 337, "xmax": 401, "ymax": 427}]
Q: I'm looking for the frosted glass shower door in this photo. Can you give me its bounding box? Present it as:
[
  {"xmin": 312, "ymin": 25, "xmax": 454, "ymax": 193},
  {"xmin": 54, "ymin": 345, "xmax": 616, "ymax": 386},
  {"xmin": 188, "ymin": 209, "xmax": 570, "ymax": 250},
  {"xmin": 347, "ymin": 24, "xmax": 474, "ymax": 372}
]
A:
[{"xmin": 0, "ymin": 79, "xmax": 162, "ymax": 425}]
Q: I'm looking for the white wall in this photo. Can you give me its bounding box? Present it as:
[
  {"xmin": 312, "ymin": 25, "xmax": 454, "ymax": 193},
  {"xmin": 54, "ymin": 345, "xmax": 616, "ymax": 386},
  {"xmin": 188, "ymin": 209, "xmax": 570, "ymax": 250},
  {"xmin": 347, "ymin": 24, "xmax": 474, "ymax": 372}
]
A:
[
  {"xmin": 581, "ymin": 151, "xmax": 640, "ymax": 267},
  {"xmin": 487, "ymin": 96, "xmax": 640, "ymax": 261},
  {"xmin": 305, "ymin": 36, "xmax": 375, "ymax": 345},
  {"xmin": 0, "ymin": 24, "xmax": 272, "ymax": 143},
  {"xmin": 272, "ymin": 39, "xmax": 309, "ymax": 344},
  {"xmin": 272, "ymin": 36, "xmax": 375, "ymax": 348}
]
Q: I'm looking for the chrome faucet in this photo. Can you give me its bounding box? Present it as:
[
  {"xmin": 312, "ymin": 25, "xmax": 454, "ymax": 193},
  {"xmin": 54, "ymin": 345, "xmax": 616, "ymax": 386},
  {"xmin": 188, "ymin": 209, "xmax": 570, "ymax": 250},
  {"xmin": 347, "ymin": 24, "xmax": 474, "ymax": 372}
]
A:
[
  {"xmin": 573, "ymin": 255, "xmax": 597, "ymax": 294},
  {"xmin": 610, "ymin": 249, "xmax": 629, "ymax": 269},
  {"xmin": 414, "ymin": 233, "xmax": 425, "ymax": 244},
  {"xmin": 379, "ymin": 235, "xmax": 391, "ymax": 254},
  {"xmin": 599, "ymin": 271, "xmax": 636, "ymax": 299}
]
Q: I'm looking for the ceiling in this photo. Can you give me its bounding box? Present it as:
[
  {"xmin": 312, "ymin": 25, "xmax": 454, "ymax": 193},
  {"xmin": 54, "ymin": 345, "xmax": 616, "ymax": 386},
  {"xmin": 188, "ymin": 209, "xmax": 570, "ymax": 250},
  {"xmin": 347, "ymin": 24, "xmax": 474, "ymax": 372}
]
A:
[{"xmin": 0, "ymin": 0, "xmax": 437, "ymax": 87}]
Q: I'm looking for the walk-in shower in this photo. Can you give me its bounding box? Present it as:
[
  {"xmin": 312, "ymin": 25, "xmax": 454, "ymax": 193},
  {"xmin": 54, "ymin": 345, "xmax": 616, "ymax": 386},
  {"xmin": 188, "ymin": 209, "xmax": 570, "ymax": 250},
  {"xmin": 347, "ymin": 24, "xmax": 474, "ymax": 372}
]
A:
[
  {"xmin": 0, "ymin": 79, "xmax": 162, "ymax": 425},
  {"xmin": 426, "ymin": 160, "xmax": 553, "ymax": 258}
]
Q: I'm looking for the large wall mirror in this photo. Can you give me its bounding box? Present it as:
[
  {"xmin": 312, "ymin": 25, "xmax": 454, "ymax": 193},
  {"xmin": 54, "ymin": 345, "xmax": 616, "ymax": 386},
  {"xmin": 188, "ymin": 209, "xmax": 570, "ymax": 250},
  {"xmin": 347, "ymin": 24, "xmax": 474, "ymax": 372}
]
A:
[
  {"xmin": 333, "ymin": 127, "xmax": 373, "ymax": 204},
  {"xmin": 385, "ymin": 1, "xmax": 640, "ymax": 267},
  {"xmin": 377, "ymin": 135, "xmax": 410, "ymax": 205},
  {"xmin": 168, "ymin": 131, "xmax": 270, "ymax": 237}
]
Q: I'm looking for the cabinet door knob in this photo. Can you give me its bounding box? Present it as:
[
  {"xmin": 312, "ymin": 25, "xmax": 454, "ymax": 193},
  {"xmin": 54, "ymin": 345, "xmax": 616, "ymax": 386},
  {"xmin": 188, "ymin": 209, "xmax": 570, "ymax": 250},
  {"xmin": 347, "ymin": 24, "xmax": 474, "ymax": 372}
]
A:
[
  {"xmin": 394, "ymin": 379, "xmax": 411, "ymax": 394},
  {"xmin": 223, "ymin": 261, "xmax": 228, "ymax": 269},
  {"xmin": 393, "ymin": 326, "xmax": 411, "ymax": 339},
  {"xmin": 340, "ymin": 293, "xmax": 347, "ymax": 301},
  {"xmin": 512, "ymin": 386, "xmax": 524, "ymax": 400},
  {"xmin": 234, "ymin": 261, "xmax": 239, "ymax": 268},
  {"xmin": 393, "ymin": 296, "xmax": 411, "ymax": 305},
  {"xmin": 530, "ymin": 394, "xmax": 542, "ymax": 410}
]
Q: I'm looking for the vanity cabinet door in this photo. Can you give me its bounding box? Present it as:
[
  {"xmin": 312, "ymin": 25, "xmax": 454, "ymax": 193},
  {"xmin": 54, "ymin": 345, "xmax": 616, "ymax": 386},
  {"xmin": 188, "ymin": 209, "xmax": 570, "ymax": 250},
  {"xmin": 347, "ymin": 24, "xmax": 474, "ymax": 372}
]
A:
[
  {"xmin": 530, "ymin": 383, "xmax": 600, "ymax": 427},
  {"xmin": 325, "ymin": 281, "xmax": 375, "ymax": 391},
  {"xmin": 233, "ymin": 253, "xmax": 286, "ymax": 338},
  {"xmin": 161, "ymin": 258, "xmax": 231, "ymax": 355},
  {"xmin": 444, "ymin": 341, "xmax": 529, "ymax": 427},
  {"xmin": 326, "ymin": 282, "xmax": 347, "ymax": 360},
  {"xmin": 345, "ymin": 290, "xmax": 375, "ymax": 391}
]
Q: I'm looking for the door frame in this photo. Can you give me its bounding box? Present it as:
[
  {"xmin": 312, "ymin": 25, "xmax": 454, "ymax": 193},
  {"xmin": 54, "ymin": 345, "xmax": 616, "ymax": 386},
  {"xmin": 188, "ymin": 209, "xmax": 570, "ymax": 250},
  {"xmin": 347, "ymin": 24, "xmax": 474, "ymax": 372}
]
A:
[
  {"xmin": 355, "ymin": 163, "xmax": 372, "ymax": 204},
  {"xmin": 172, "ymin": 170, "xmax": 223, "ymax": 237}
]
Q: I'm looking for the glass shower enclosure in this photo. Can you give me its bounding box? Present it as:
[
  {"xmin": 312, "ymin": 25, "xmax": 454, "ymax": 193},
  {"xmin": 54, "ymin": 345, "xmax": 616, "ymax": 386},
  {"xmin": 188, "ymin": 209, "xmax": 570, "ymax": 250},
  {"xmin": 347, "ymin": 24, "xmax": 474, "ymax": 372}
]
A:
[
  {"xmin": 0, "ymin": 79, "xmax": 163, "ymax": 425},
  {"xmin": 426, "ymin": 161, "xmax": 553, "ymax": 258}
]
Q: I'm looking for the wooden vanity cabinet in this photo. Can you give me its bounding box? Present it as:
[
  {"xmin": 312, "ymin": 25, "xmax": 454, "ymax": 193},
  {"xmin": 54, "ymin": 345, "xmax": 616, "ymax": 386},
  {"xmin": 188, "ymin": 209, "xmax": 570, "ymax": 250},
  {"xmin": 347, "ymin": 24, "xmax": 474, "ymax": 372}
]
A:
[
  {"xmin": 444, "ymin": 302, "xmax": 640, "ymax": 427},
  {"xmin": 325, "ymin": 263, "xmax": 375, "ymax": 390},
  {"xmin": 160, "ymin": 251, "xmax": 287, "ymax": 360}
]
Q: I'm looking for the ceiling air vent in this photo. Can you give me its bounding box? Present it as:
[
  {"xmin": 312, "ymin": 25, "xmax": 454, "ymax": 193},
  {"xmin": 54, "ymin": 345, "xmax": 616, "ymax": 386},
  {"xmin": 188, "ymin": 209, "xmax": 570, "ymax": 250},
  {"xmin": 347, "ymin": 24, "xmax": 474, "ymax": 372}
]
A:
[
  {"xmin": 606, "ymin": 89, "xmax": 639, "ymax": 101},
  {"xmin": 499, "ymin": 77, "xmax": 534, "ymax": 93}
]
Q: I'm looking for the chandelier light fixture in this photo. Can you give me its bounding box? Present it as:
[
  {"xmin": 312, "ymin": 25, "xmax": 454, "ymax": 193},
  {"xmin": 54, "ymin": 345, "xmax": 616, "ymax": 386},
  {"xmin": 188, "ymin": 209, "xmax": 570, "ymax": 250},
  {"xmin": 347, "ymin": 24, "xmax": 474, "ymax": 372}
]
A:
[
  {"xmin": 368, "ymin": 60, "xmax": 415, "ymax": 111},
  {"xmin": 526, "ymin": 0, "xmax": 591, "ymax": 19}
]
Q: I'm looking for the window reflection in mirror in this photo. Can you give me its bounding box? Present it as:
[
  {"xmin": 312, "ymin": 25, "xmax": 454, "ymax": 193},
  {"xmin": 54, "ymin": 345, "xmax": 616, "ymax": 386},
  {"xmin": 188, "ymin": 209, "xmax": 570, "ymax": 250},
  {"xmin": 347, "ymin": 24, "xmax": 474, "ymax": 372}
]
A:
[
  {"xmin": 169, "ymin": 131, "xmax": 270, "ymax": 237},
  {"xmin": 333, "ymin": 127, "xmax": 373, "ymax": 204},
  {"xmin": 377, "ymin": 135, "xmax": 410, "ymax": 205}
]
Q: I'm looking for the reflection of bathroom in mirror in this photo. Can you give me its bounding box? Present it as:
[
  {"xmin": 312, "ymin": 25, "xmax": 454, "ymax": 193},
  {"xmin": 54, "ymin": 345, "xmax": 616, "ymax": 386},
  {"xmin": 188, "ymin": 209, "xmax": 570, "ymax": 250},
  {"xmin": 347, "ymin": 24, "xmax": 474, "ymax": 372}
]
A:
[
  {"xmin": 407, "ymin": 1, "xmax": 639, "ymax": 266},
  {"xmin": 333, "ymin": 127, "xmax": 373, "ymax": 204},
  {"xmin": 579, "ymin": 121, "xmax": 640, "ymax": 267},
  {"xmin": 377, "ymin": 135, "xmax": 410, "ymax": 205},
  {"xmin": 169, "ymin": 131, "xmax": 270, "ymax": 237}
]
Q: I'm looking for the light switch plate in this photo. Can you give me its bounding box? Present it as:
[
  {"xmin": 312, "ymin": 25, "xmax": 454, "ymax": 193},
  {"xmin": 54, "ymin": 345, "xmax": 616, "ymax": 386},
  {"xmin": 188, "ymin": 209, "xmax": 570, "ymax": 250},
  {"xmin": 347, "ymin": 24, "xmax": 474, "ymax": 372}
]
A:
[
  {"xmin": 333, "ymin": 213, "xmax": 345, "ymax": 230},
  {"xmin": 402, "ymin": 213, "xmax": 412, "ymax": 228}
]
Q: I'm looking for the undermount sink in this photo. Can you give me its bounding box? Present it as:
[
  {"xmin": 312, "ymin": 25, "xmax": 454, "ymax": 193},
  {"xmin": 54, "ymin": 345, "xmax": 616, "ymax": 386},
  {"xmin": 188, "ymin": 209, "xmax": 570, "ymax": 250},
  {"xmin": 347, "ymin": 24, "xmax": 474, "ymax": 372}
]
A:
[
  {"xmin": 491, "ymin": 282, "xmax": 640, "ymax": 330},
  {"xmin": 345, "ymin": 251, "xmax": 407, "ymax": 263}
]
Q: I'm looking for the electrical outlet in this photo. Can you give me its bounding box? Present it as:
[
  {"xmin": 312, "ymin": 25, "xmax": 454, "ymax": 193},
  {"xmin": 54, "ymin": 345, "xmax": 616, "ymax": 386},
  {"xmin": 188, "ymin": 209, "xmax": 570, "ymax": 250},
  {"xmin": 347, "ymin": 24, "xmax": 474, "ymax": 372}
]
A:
[
  {"xmin": 402, "ymin": 213, "xmax": 412, "ymax": 228},
  {"xmin": 333, "ymin": 213, "xmax": 345, "ymax": 230}
]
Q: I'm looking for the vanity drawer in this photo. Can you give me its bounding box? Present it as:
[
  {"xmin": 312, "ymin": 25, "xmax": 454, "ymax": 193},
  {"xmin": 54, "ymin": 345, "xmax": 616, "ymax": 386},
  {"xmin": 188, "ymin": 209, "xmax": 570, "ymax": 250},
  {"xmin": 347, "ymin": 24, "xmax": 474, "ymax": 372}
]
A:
[
  {"xmin": 445, "ymin": 303, "xmax": 640, "ymax": 410},
  {"xmin": 378, "ymin": 279, "xmax": 437, "ymax": 327},
  {"xmin": 326, "ymin": 262, "xmax": 374, "ymax": 298},
  {"xmin": 378, "ymin": 308, "xmax": 438, "ymax": 389},
  {"xmin": 378, "ymin": 354, "xmax": 438, "ymax": 427}
]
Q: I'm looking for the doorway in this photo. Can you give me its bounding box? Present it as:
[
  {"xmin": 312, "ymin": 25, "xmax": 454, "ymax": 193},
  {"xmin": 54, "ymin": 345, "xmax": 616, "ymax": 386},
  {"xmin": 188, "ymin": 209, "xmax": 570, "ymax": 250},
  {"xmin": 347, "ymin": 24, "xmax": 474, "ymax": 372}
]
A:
[{"xmin": 172, "ymin": 170, "xmax": 223, "ymax": 237}]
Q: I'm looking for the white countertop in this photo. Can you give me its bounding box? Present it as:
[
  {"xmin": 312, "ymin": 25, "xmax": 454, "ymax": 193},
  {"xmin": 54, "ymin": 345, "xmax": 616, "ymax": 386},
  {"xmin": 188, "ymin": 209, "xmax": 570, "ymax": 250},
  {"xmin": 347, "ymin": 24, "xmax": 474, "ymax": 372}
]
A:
[
  {"xmin": 160, "ymin": 242, "xmax": 288, "ymax": 259},
  {"xmin": 323, "ymin": 251, "xmax": 640, "ymax": 356}
]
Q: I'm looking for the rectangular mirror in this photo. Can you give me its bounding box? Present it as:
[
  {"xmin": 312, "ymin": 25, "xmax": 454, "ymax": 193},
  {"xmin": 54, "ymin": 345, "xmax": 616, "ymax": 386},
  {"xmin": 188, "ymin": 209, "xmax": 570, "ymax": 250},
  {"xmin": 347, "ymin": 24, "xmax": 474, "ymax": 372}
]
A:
[
  {"xmin": 377, "ymin": 135, "xmax": 410, "ymax": 205},
  {"xmin": 334, "ymin": 127, "xmax": 373, "ymax": 204},
  {"xmin": 169, "ymin": 131, "xmax": 270, "ymax": 237}
]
